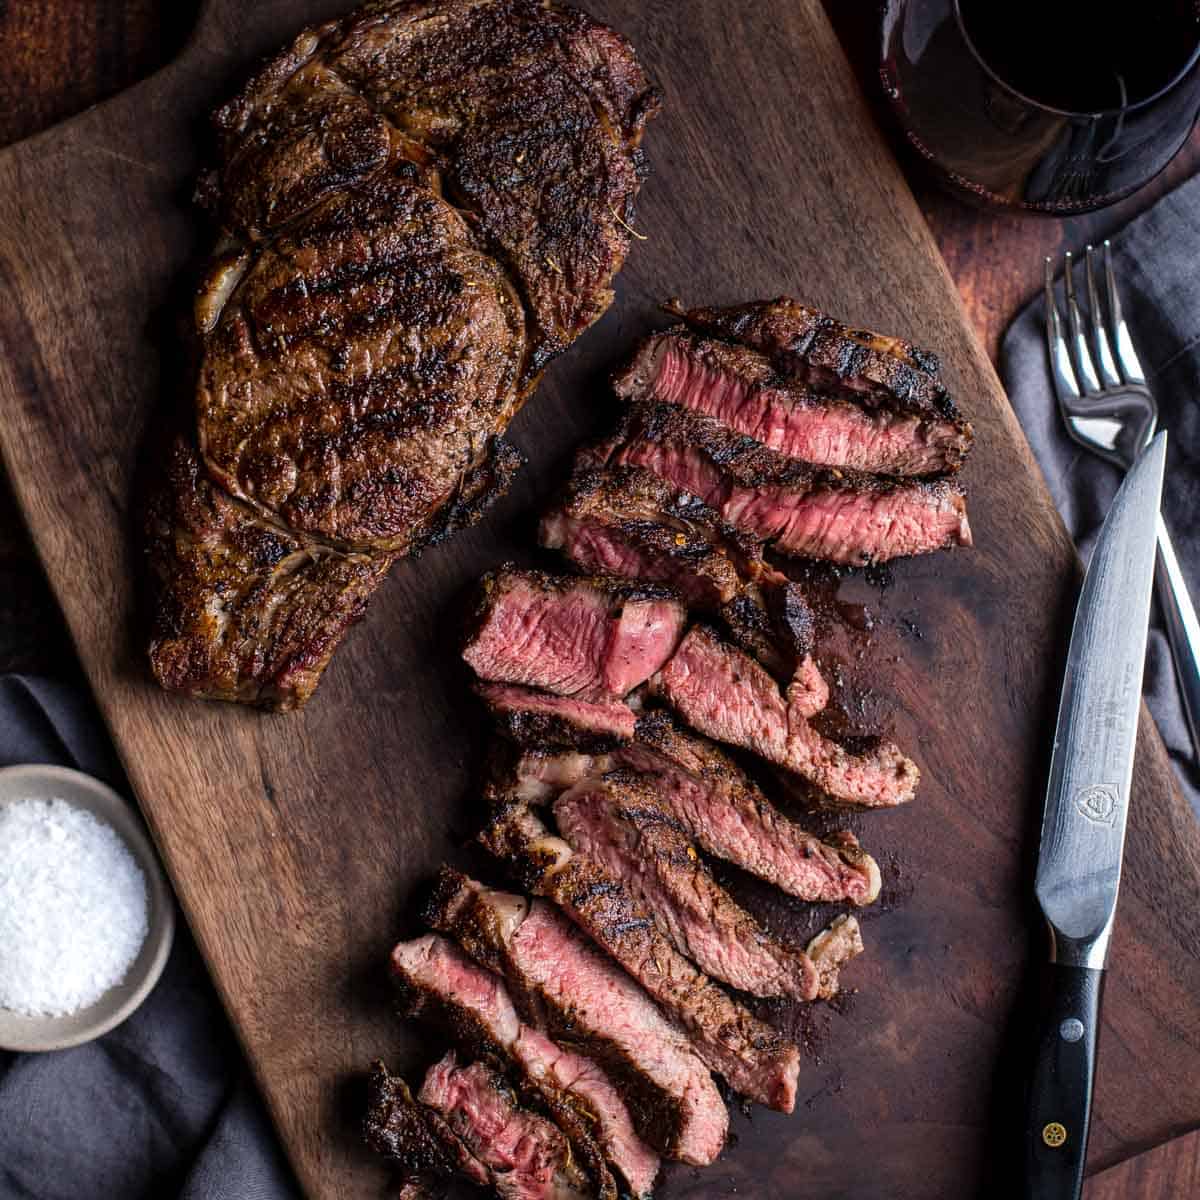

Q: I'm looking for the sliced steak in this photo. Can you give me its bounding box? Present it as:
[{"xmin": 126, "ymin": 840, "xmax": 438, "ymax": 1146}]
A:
[
  {"xmin": 419, "ymin": 1052, "xmax": 593, "ymax": 1200},
  {"xmin": 463, "ymin": 568, "xmax": 686, "ymax": 701},
  {"xmin": 540, "ymin": 464, "xmax": 814, "ymax": 675},
  {"xmin": 424, "ymin": 868, "xmax": 728, "ymax": 1164},
  {"xmin": 553, "ymin": 774, "xmax": 819, "ymax": 999},
  {"xmin": 667, "ymin": 296, "xmax": 973, "ymax": 462},
  {"xmin": 588, "ymin": 401, "xmax": 971, "ymax": 564},
  {"xmin": 391, "ymin": 933, "xmax": 658, "ymax": 1198},
  {"xmin": 499, "ymin": 712, "xmax": 880, "ymax": 904},
  {"xmin": 476, "ymin": 681, "xmax": 636, "ymax": 751},
  {"xmin": 365, "ymin": 1060, "xmax": 489, "ymax": 1189},
  {"xmin": 479, "ymin": 800, "xmax": 801, "ymax": 1112},
  {"xmin": 652, "ymin": 625, "xmax": 919, "ymax": 808},
  {"xmin": 613, "ymin": 327, "xmax": 971, "ymax": 476}
]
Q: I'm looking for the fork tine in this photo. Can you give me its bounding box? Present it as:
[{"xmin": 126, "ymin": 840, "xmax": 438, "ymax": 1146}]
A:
[
  {"xmin": 1064, "ymin": 251, "xmax": 1103, "ymax": 395},
  {"xmin": 1085, "ymin": 245, "xmax": 1122, "ymax": 388},
  {"xmin": 1103, "ymin": 240, "xmax": 1148, "ymax": 387},
  {"xmin": 1044, "ymin": 256, "xmax": 1083, "ymax": 404}
]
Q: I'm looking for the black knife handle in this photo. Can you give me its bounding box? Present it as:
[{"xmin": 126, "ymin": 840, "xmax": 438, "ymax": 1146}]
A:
[{"xmin": 1023, "ymin": 962, "xmax": 1105, "ymax": 1200}]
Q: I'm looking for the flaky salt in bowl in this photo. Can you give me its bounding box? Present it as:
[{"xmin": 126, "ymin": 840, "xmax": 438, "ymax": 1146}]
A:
[{"xmin": 0, "ymin": 765, "xmax": 174, "ymax": 1051}]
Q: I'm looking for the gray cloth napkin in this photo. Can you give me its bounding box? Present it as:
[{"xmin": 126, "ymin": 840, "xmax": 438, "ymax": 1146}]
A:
[
  {"xmin": 1000, "ymin": 174, "xmax": 1200, "ymax": 814},
  {"xmin": 0, "ymin": 675, "xmax": 299, "ymax": 1200}
]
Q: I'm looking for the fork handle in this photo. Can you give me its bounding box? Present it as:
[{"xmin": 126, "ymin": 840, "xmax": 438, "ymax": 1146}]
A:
[{"xmin": 1156, "ymin": 514, "xmax": 1200, "ymax": 754}]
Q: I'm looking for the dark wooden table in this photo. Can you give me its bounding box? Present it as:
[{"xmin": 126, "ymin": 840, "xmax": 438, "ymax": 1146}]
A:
[{"xmin": 0, "ymin": 4, "xmax": 1195, "ymax": 1196}]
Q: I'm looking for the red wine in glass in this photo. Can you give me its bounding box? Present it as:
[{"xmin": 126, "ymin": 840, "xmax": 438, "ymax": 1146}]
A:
[{"xmin": 881, "ymin": 0, "xmax": 1200, "ymax": 213}]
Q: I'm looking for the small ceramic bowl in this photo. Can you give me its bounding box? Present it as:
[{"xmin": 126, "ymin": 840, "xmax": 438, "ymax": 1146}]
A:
[{"xmin": 0, "ymin": 763, "xmax": 175, "ymax": 1052}]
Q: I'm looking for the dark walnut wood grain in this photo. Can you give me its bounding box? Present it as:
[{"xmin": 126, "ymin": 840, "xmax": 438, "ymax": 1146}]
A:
[{"xmin": 0, "ymin": 3, "xmax": 1198, "ymax": 1199}]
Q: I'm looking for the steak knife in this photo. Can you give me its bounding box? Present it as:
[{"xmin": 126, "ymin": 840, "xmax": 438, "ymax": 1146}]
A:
[{"xmin": 1024, "ymin": 430, "xmax": 1167, "ymax": 1200}]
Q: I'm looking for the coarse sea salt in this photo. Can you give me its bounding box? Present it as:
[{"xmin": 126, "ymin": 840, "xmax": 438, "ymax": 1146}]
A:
[{"xmin": 0, "ymin": 797, "xmax": 148, "ymax": 1018}]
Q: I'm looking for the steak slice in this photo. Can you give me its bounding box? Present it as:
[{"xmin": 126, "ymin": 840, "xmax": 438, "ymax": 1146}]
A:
[
  {"xmin": 391, "ymin": 933, "xmax": 656, "ymax": 1198},
  {"xmin": 652, "ymin": 625, "xmax": 919, "ymax": 808},
  {"xmin": 498, "ymin": 712, "xmax": 880, "ymax": 905},
  {"xmin": 476, "ymin": 682, "xmax": 637, "ymax": 751},
  {"xmin": 463, "ymin": 568, "xmax": 686, "ymax": 701},
  {"xmin": 365, "ymin": 1060, "xmax": 489, "ymax": 1187},
  {"xmin": 143, "ymin": 435, "xmax": 396, "ymax": 710},
  {"xmin": 419, "ymin": 1051, "xmax": 593, "ymax": 1200},
  {"xmin": 668, "ymin": 296, "xmax": 972, "ymax": 452},
  {"xmin": 553, "ymin": 774, "xmax": 819, "ymax": 1000},
  {"xmin": 479, "ymin": 799, "xmax": 801, "ymax": 1112},
  {"xmin": 540, "ymin": 464, "xmax": 814, "ymax": 676},
  {"xmin": 588, "ymin": 401, "xmax": 971, "ymax": 565},
  {"xmin": 424, "ymin": 868, "xmax": 728, "ymax": 1164},
  {"xmin": 612, "ymin": 327, "xmax": 972, "ymax": 476}
]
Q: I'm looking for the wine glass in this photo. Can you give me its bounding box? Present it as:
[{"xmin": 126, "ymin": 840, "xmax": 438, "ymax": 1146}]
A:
[{"xmin": 880, "ymin": 0, "xmax": 1200, "ymax": 213}]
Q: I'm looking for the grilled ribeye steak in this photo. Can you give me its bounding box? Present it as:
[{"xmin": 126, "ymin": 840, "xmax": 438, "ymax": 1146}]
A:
[
  {"xmin": 463, "ymin": 568, "xmax": 686, "ymax": 701},
  {"xmin": 424, "ymin": 867, "xmax": 729, "ymax": 1164},
  {"xmin": 614, "ymin": 324, "xmax": 973, "ymax": 477},
  {"xmin": 148, "ymin": 0, "xmax": 657, "ymax": 708},
  {"xmin": 498, "ymin": 711, "xmax": 881, "ymax": 905},
  {"xmin": 553, "ymin": 773, "xmax": 821, "ymax": 999},
  {"xmin": 588, "ymin": 401, "xmax": 972, "ymax": 565},
  {"xmin": 391, "ymin": 933, "xmax": 659, "ymax": 1198},
  {"xmin": 540, "ymin": 464, "xmax": 815, "ymax": 675},
  {"xmin": 478, "ymin": 798, "xmax": 802, "ymax": 1112},
  {"xmin": 653, "ymin": 625, "xmax": 920, "ymax": 808},
  {"xmin": 145, "ymin": 431, "xmax": 520, "ymax": 709}
]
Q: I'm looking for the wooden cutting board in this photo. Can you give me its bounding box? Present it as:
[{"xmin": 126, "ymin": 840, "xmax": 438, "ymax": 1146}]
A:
[{"xmin": 1, "ymin": 1, "xmax": 1198, "ymax": 1196}]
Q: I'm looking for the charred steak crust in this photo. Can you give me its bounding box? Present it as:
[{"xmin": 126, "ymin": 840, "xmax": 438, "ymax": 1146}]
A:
[
  {"xmin": 364, "ymin": 1060, "xmax": 487, "ymax": 1185},
  {"xmin": 210, "ymin": 0, "xmax": 660, "ymax": 368},
  {"xmin": 148, "ymin": 0, "xmax": 658, "ymax": 708},
  {"xmin": 587, "ymin": 400, "xmax": 972, "ymax": 565},
  {"xmin": 477, "ymin": 797, "xmax": 802, "ymax": 1113},
  {"xmin": 196, "ymin": 167, "xmax": 530, "ymax": 552}
]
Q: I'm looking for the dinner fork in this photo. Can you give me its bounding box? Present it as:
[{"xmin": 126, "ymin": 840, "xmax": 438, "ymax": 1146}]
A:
[{"xmin": 1045, "ymin": 243, "xmax": 1200, "ymax": 755}]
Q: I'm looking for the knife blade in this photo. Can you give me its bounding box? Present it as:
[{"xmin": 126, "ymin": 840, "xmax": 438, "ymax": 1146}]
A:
[{"xmin": 1024, "ymin": 430, "xmax": 1167, "ymax": 1200}]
